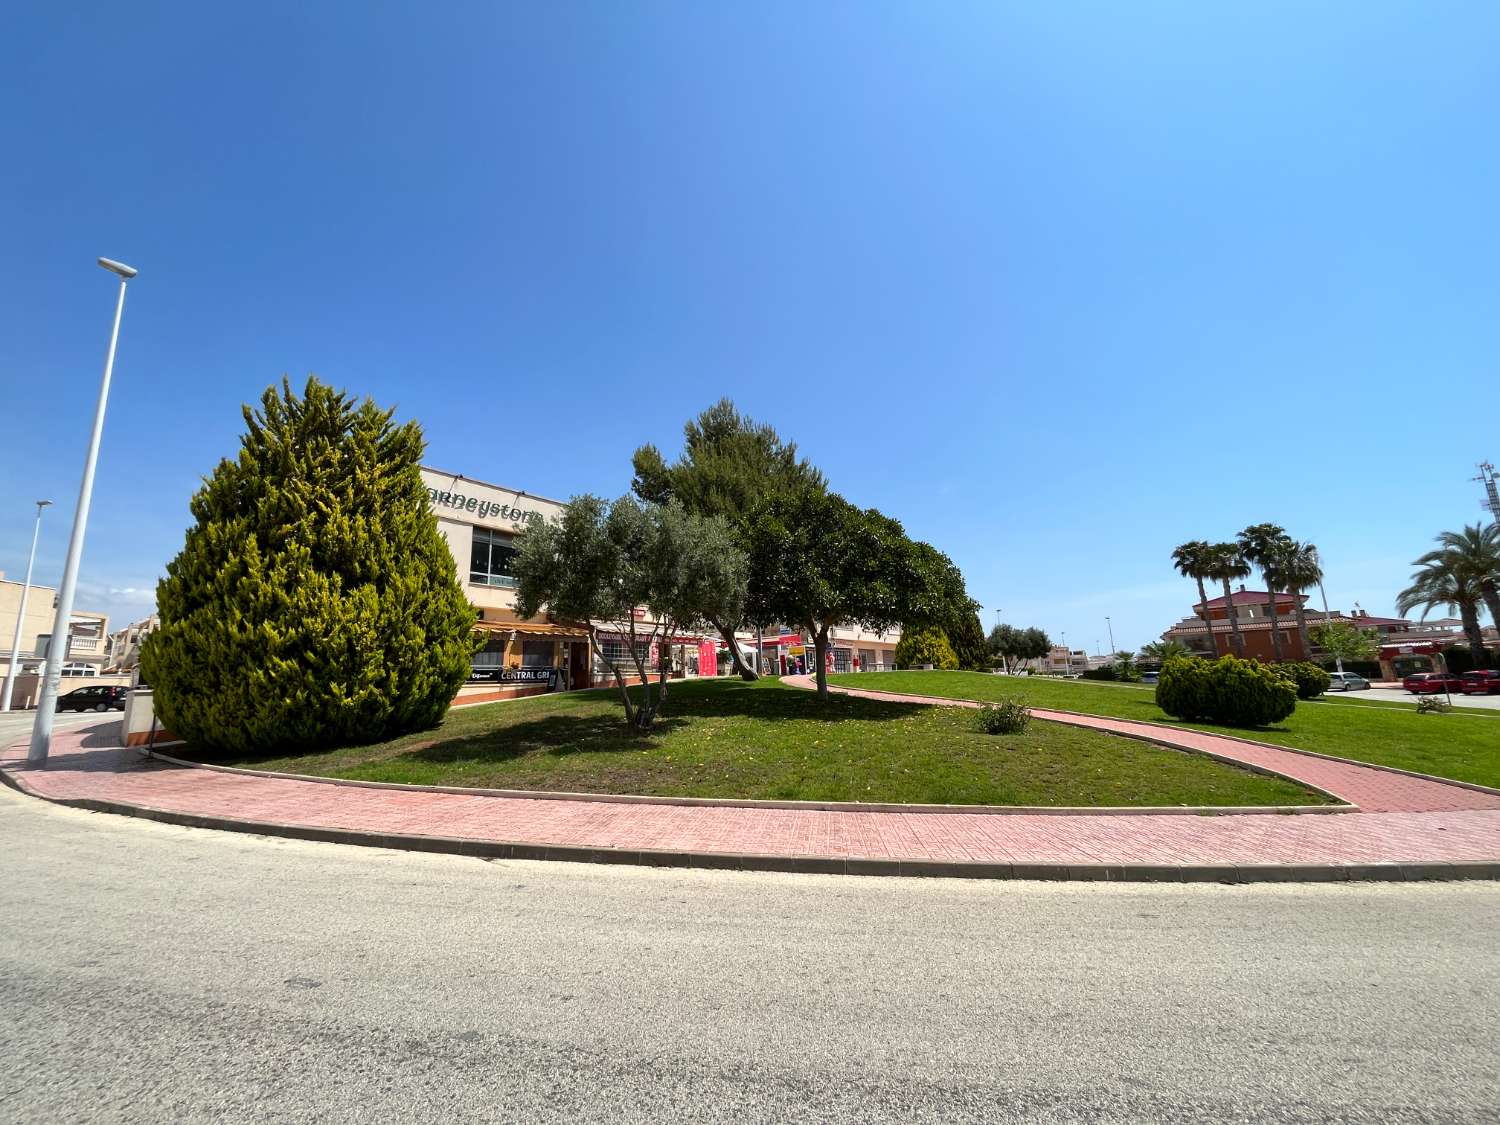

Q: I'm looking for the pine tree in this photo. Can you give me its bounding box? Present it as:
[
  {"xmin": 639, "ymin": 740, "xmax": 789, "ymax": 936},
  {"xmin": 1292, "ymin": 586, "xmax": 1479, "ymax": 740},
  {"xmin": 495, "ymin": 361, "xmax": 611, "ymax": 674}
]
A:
[
  {"xmin": 946, "ymin": 611, "xmax": 990, "ymax": 671},
  {"xmin": 140, "ymin": 377, "xmax": 476, "ymax": 753}
]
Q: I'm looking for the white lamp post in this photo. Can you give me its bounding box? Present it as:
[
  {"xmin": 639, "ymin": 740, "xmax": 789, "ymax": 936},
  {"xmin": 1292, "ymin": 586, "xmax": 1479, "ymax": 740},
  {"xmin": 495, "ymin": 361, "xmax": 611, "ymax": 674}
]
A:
[
  {"xmin": 1, "ymin": 500, "xmax": 53, "ymax": 712},
  {"xmin": 29, "ymin": 258, "xmax": 137, "ymax": 764},
  {"xmin": 1106, "ymin": 615, "xmax": 1116, "ymax": 656}
]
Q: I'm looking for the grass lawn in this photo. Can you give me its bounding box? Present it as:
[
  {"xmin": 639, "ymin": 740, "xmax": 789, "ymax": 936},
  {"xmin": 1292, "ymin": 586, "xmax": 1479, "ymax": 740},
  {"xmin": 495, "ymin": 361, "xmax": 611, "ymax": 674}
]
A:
[
  {"xmin": 829, "ymin": 671, "xmax": 1500, "ymax": 790},
  {"xmin": 179, "ymin": 678, "xmax": 1324, "ymax": 808}
]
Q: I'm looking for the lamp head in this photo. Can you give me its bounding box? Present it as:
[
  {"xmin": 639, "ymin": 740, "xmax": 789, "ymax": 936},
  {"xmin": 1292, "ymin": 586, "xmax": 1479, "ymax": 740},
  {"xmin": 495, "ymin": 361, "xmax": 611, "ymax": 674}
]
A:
[
  {"xmin": 36, "ymin": 500, "xmax": 52, "ymax": 509},
  {"xmin": 97, "ymin": 257, "xmax": 138, "ymax": 279}
]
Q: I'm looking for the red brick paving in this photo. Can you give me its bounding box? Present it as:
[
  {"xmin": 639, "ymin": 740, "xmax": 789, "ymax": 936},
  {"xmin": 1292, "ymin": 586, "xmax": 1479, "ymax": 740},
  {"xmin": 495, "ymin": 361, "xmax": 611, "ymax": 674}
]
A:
[{"xmin": 3, "ymin": 683, "xmax": 1499, "ymax": 874}]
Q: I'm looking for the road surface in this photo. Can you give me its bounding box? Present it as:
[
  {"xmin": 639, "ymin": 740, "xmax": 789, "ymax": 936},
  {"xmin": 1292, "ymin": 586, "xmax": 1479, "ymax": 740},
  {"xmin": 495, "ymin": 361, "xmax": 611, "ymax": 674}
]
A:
[{"xmin": 2, "ymin": 787, "xmax": 1497, "ymax": 1123}]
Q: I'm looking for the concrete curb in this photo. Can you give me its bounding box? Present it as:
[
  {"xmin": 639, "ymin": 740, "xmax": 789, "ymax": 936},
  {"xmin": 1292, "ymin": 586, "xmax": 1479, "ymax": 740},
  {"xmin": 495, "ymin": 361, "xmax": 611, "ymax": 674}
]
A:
[
  {"xmin": 144, "ymin": 749, "xmax": 1347, "ymax": 818},
  {"xmin": 4, "ymin": 772, "xmax": 1496, "ymax": 883}
]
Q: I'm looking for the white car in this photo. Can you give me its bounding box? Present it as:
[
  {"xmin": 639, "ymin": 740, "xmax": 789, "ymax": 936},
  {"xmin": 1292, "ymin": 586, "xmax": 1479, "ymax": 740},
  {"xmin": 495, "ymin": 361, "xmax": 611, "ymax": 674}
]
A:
[{"xmin": 1326, "ymin": 672, "xmax": 1371, "ymax": 691}]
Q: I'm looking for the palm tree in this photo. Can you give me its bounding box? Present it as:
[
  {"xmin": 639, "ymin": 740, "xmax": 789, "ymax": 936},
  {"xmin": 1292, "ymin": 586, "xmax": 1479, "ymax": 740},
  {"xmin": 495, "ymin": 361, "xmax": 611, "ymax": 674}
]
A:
[
  {"xmin": 1423, "ymin": 525, "xmax": 1500, "ymax": 639},
  {"xmin": 1171, "ymin": 541, "xmax": 1217, "ymax": 655},
  {"xmin": 1238, "ymin": 524, "xmax": 1294, "ymax": 662},
  {"xmin": 1397, "ymin": 559, "xmax": 1487, "ymax": 664},
  {"xmin": 1204, "ymin": 542, "xmax": 1251, "ymax": 656},
  {"xmin": 1140, "ymin": 639, "xmax": 1190, "ymax": 664},
  {"xmin": 1280, "ymin": 541, "xmax": 1323, "ymax": 661},
  {"xmin": 1405, "ymin": 525, "xmax": 1500, "ymax": 665}
]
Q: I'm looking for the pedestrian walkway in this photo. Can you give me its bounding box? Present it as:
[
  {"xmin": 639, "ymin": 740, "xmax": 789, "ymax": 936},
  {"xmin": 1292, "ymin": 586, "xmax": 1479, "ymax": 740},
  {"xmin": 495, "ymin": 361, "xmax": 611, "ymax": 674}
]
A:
[{"xmin": 3, "ymin": 692, "xmax": 1499, "ymax": 881}]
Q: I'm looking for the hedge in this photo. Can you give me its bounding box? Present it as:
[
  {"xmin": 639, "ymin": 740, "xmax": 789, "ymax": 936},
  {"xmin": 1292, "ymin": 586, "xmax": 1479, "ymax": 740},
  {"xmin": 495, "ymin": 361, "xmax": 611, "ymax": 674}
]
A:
[{"xmin": 1155, "ymin": 654, "xmax": 1297, "ymax": 728}]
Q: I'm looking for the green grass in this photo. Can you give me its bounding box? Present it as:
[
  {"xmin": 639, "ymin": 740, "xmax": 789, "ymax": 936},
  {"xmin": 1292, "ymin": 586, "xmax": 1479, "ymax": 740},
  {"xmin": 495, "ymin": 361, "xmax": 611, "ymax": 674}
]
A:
[
  {"xmin": 829, "ymin": 671, "xmax": 1500, "ymax": 789},
  {"xmin": 179, "ymin": 678, "xmax": 1324, "ymax": 807}
]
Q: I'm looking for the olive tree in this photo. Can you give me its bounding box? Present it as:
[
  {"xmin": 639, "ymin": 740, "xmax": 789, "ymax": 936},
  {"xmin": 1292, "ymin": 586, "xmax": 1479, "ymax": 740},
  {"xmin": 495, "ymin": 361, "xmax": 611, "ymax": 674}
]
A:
[{"xmin": 513, "ymin": 495, "xmax": 747, "ymax": 730}]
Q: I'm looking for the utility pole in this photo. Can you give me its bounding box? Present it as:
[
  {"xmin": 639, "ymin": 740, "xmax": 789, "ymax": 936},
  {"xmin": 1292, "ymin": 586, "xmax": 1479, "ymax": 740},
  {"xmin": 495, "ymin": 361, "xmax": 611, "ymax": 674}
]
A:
[
  {"xmin": 1475, "ymin": 462, "xmax": 1500, "ymax": 526},
  {"xmin": 2, "ymin": 500, "xmax": 52, "ymax": 711}
]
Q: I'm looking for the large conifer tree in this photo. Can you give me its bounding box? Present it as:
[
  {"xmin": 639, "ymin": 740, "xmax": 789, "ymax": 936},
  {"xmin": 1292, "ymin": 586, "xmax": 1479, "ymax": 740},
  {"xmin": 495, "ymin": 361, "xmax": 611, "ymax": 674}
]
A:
[{"xmin": 141, "ymin": 377, "xmax": 475, "ymax": 753}]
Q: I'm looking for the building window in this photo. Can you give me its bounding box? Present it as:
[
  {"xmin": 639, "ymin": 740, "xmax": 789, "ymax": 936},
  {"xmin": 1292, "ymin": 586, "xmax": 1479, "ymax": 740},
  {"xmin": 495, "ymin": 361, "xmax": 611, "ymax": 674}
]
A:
[
  {"xmin": 833, "ymin": 647, "xmax": 852, "ymax": 673},
  {"xmin": 61, "ymin": 663, "xmax": 97, "ymax": 677},
  {"xmin": 520, "ymin": 640, "xmax": 554, "ymax": 668},
  {"xmin": 470, "ymin": 528, "xmax": 519, "ymax": 588},
  {"xmin": 595, "ymin": 636, "xmax": 651, "ymax": 670}
]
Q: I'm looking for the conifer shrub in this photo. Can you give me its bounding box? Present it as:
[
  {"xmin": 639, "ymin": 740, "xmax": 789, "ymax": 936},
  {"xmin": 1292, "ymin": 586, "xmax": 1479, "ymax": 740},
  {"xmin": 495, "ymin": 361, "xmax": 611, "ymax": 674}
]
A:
[
  {"xmin": 140, "ymin": 377, "xmax": 476, "ymax": 753},
  {"xmin": 894, "ymin": 627, "xmax": 959, "ymax": 670},
  {"xmin": 1276, "ymin": 661, "xmax": 1331, "ymax": 700},
  {"xmin": 1155, "ymin": 654, "xmax": 1297, "ymax": 728}
]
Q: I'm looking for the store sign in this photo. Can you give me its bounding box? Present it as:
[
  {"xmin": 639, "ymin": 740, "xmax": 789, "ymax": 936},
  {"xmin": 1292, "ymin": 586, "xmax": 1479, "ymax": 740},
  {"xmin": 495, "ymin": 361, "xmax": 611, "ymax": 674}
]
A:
[
  {"xmin": 427, "ymin": 487, "xmax": 545, "ymax": 526},
  {"xmin": 468, "ymin": 666, "xmax": 559, "ymax": 685}
]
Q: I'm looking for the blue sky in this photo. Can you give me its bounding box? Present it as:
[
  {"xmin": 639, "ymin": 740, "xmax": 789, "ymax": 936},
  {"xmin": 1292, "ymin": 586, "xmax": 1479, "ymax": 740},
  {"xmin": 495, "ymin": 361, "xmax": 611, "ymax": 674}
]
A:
[{"xmin": 2, "ymin": 3, "xmax": 1497, "ymax": 652}]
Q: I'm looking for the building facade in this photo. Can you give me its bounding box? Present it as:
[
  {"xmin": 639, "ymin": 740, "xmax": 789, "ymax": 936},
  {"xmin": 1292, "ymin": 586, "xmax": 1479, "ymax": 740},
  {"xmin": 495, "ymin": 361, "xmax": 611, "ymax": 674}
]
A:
[
  {"xmin": 422, "ymin": 466, "xmax": 905, "ymax": 695},
  {"xmin": 0, "ymin": 574, "xmax": 110, "ymax": 680}
]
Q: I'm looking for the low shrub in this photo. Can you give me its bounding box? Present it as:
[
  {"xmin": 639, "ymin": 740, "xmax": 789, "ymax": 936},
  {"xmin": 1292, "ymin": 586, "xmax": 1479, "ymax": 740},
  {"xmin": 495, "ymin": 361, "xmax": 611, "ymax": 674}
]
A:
[
  {"xmin": 1155, "ymin": 654, "xmax": 1297, "ymax": 728},
  {"xmin": 1079, "ymin": 666, "xmax": 1119, "ymax": 681},
  {"xmin": 1277, "ymin": 661, "xmax": 1331, "ymax": 700},
  {"xmin": 1415, "ymin": 696, "xmax": 1452, "ymax": 715},
  {"xmin": 975, "ymin": 698, "xmax": 1031, "ymax": 735}
]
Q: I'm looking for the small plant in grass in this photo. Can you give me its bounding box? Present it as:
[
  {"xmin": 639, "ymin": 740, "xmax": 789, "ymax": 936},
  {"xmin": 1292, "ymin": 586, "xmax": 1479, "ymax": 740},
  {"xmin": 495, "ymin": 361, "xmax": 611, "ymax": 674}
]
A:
[
  {"xmin": 976, "ymin": 698, "xmax": 1031, "ymax": 735},
  {"xmin": 1415, "ymin": 696, "xmax": 1452, "ymax": 715}
]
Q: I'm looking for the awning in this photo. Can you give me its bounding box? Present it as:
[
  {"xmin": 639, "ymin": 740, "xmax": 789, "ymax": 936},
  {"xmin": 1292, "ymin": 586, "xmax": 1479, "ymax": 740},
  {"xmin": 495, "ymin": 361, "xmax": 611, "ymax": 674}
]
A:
[{"xmin": 473, "ymin": 620, "xmax": 590, "ymax": 640}]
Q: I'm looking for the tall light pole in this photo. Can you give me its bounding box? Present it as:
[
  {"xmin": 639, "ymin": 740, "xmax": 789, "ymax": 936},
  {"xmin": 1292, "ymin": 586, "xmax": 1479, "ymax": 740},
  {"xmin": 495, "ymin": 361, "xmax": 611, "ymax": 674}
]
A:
[
  {"xmin": 2, "ymin": 500, "xmax": 53, "ymax": 712},
  {"xmin": 1312, "ymin": 548, "xmax": 1342, "ymax": 674},
  {"xmin": 1106, "ymin": 615, "xmax": 1116, "ymax": 655},
  {"xmin": 29, "ymin": 257, "xmax": 138, "ymax": 764}
]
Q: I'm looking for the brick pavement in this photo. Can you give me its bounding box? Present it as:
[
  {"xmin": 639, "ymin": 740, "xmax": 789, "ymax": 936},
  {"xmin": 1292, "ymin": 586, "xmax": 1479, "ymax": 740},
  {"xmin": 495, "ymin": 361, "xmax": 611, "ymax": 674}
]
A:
[{"xmin": 3, "ymin": 687, "xmax": 1499, "ymax": 880}]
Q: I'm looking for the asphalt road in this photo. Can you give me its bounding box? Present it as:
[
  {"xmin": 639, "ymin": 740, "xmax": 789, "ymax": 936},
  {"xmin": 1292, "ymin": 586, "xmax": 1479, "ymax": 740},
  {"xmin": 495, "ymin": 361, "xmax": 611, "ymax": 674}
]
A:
[
  {"xmin": 1335, "ymin": 686, "xmax": 1500, "ymax": 710},
  {"xmin": 2, "ymin": 789, "xmax": 1498, "ymax": 1124},
  {"xmin": 0, "ymin": 706, "xmax": 115, "ymax": 747}
]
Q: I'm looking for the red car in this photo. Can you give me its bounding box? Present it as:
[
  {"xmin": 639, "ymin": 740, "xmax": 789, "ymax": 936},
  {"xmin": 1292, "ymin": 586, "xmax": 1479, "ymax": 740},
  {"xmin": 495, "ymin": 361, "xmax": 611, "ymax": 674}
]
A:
[
  {"xmin": 1460, "ymin": 670, "xmax": 1500, "ymax": 695},
  {"xmin": 1404, "ymin": 673, "xmax": 1465, "ymax": 694}
]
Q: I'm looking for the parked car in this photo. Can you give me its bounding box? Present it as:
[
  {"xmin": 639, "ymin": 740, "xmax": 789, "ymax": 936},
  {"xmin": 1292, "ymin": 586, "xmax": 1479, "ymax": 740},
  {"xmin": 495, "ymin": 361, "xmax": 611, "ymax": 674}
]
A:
[
  {"xmin": 1404, "ymin": 673, "xmax": 1464, "ymax": 695},
  {"xmin": 1460, "ymin": 670, "xmax": 1500, "ymax": 695},
  {"xmin": 1325, "ymin": 672, "xmax": 1371, "ymax": 692},
  {"xmin": 1140, "ymin": 671, "xmax": 1160, "ymax": 684},
  {"xmin": 55, "ymin": 685, "xmax": 128, "ymax": 712}
]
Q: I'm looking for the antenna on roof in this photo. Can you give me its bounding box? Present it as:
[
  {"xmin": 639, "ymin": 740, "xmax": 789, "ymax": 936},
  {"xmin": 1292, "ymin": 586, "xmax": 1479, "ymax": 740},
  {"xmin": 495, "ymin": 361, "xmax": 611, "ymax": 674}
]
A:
[{"xmin": 1474, "ymin": 462, "xmax": 1500, "ymax": 526}]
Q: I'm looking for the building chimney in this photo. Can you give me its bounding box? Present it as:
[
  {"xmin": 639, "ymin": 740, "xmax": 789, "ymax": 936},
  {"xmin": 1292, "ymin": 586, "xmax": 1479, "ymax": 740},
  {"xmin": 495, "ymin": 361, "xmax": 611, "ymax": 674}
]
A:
[{"xmin": 1237, "ymin": 584, "xmax": 1246, "ymax": 593}]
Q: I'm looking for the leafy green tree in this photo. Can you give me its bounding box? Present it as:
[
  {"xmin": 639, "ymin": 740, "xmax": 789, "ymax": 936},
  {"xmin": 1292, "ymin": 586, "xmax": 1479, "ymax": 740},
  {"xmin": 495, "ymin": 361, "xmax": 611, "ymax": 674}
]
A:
[
  {"xmin": 1111, "ymin": 651, "xmax": 1140, "ymax": 681},
  {"xmin": 513, "ymin": 496, "xmax": 747, "ymax": 730},
  {"xmin": 1237, "ymin": 523, "xmax": 1295, "ymax": 662},
  {"xmin": 895, "ymin": 627, "xmax": 959, "ymax": 670},
  {"xmin": 1204, "ymin": 542, "xmax": 1251, "ymax": 656},
  {"xmin": 1308, "ymin": 621, "xmax": 1377, "ymax": 672},
  {"xmin": 140, "ymin": 377, "xmax": 476, "ymax": 753},
  {"xmin": 946, "ymin": 611, "xmax": 990, "ymax": 671},
  {"xmin": 988, "ymin": 624, "xmax": 1051, "ymax": 674},
  {"xmin": 631, "ymin": 400, "xmax": 824, "ymax": 679},
  {"xmin": 744, "ymin": 490, "xmax": 911, "ymax": 700},
  {"xmin": 1171, "ymin": 540, "xmax": 1220, "ymax": 655}
]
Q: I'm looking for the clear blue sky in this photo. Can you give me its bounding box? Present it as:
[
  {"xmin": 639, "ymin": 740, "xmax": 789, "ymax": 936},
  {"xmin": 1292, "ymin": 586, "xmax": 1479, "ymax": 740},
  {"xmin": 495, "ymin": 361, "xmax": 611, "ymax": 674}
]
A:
[{"xmin": 3, "ymin": 3, "xmax": 1497, "ymax": 652}]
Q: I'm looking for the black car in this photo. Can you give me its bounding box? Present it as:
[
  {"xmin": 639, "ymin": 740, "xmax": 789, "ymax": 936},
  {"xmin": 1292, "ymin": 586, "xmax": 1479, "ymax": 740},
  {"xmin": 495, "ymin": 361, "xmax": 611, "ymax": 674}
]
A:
[{"xmin": 56, "ymin": 684, "xmax": 129, "ymax": 712}]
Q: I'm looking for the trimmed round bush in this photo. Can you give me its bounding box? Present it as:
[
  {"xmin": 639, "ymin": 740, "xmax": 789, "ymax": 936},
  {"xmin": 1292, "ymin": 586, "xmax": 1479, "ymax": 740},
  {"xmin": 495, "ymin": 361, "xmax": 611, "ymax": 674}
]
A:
[
  {"xmin": 1277, "ymin": 661, "xmax": 1331, "ymax": 700},
  {"xmin": 1155, "ymin": 654, "xmax": 1297, "ymax": 728}
]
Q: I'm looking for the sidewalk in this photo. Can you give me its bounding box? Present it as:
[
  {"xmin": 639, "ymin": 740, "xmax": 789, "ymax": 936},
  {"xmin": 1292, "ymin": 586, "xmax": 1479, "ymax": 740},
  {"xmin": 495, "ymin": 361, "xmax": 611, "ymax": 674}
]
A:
[{"xmin": 4, "ymin": 690, "xmax": 1500, "ymax": 882}]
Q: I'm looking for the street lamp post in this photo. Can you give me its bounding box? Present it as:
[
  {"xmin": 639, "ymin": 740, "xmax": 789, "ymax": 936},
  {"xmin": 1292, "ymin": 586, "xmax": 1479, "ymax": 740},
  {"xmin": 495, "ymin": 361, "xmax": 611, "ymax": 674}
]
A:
[
  {"xmin": 29, "ymin": 257, "xmax": 138, "ymax": 764},
  {"xmin": 1, "ymin": 500, "xmax": 53, "ymax": 712},
  {"xmin": 1106, "ymin": 615, "xmax": 1116, "ymax": 656}
]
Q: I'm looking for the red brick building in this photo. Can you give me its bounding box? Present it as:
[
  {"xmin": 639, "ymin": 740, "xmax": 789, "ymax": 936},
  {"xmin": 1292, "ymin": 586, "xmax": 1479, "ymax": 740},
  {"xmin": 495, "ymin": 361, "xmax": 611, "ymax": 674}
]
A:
[{"xmin": 1160, "ymin": 587, "xmax": 1417, "ymax": 663}]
